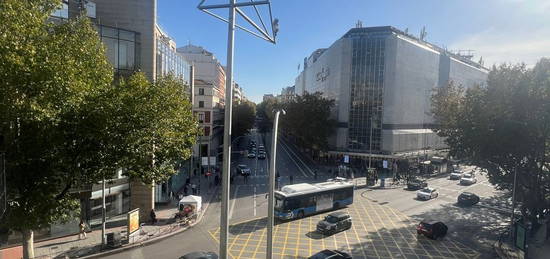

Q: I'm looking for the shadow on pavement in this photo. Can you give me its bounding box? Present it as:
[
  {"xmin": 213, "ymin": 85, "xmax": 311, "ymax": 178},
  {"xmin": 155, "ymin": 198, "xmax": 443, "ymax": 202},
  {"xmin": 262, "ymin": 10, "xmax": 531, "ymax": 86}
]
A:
[{"xmin": 229, "ymin": 217, "xmax": 267, "ymax": 235}]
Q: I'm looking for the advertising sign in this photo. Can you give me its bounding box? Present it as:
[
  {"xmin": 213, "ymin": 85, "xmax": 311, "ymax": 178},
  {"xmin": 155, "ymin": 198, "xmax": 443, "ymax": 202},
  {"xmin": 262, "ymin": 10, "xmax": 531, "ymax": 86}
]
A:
[
  {"xmin": 127, "ymin": 208, "xmax": 140, "ymax": 235},
  {"xmin": 343, "ymin": 155, "xmax": 349, "ymax": 164},
  {"xmin": 383, "ymin": 160, "xmax": 388, "ymax": 168}
]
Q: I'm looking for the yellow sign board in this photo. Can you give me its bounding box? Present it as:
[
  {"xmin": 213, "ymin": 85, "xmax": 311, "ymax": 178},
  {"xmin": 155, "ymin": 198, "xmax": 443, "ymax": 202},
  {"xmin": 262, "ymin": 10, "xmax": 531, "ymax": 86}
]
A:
[{"xmin": 127, "ymin": 208, "xmax": 140, "ymax": 235}]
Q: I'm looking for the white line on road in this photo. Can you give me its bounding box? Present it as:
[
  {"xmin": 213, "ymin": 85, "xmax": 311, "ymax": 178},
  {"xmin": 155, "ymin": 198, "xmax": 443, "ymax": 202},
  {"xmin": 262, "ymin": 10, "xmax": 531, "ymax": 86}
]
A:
[
  {"xmin": 229, "ymin": 185, "xmax": 240, "ymax": 220},
  {"xmin": 279, "ymin": 137, "xmax": 314, "ymax": 176},
  {"xmin": 278, "ymin": 139, "xmax": 309, "ymax": 177}
]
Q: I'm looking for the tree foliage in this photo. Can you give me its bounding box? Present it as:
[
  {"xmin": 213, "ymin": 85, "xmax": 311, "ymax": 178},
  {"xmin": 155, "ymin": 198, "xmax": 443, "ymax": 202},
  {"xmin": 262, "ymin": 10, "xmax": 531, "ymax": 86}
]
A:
[
  {"xmin": 279, "ymin": 92, "xmax": 336, "ymax": 152},
  {"xmin": 0, "ymin": 0, "xmax": 199, "ymax": 256},
  {"xmin": 232, "ymin": 101, "xmax": 256, "ymax": 137},
  {"xmin": 431, "ymin": 59, "xmax": 550, "ymax": 222}
]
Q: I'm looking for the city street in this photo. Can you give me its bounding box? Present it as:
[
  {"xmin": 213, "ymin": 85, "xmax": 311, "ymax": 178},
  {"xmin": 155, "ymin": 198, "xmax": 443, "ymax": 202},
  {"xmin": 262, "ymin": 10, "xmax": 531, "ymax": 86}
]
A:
[{"xmin": 101, "ymin": 132, "xmax": 505, "ymax": 259}]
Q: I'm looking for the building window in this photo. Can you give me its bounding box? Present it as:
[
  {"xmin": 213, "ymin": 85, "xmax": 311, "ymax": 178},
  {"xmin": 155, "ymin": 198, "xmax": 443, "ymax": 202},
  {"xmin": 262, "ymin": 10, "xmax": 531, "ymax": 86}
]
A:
[
  {"xmin": 99, "ymin": 25, "xmax": 140, "ymax": 76},
  {"xmin": 199, "ymin": 88, "xmax": 205, "ymax": 95},
  {"xmin": 198, "ymin": 113, "xmax": 205, "ymax": 123},
  {"xmin": 204, "ymin": 126, "xmax": 211, "ymax": 136},
  {"xmin": 199, "ymin": 101, "xmax": 204, "ymax": 108},
  {"xmin": 204, "ymin": 111, "xmax": 211, "ymax": 123}
]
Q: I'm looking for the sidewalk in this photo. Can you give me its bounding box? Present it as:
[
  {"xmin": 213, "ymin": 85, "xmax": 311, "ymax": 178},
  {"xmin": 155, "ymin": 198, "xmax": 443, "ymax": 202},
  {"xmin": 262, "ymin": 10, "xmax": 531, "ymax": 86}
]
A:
[
  {"xmin": 494, "ymin": 221, "xmax": 550, "ymax": 259},
  {"xmin": 32, "ymin": 174, "xmax": 219, "ymax": 259}
]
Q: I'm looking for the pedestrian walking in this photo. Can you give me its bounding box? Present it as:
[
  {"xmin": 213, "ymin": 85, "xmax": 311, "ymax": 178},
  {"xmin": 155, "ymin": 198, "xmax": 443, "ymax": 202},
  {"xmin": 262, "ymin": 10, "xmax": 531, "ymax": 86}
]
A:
[
  {"xmin": 289, "ymin": 175, "xmax": 294, "ymax": 184},
  {"xmin": 244, "ymin": 174, "xmax": 249, "ymax": 184},
  {"xmin": 215, "ymin": 175, "xmax": 220, "ymax": 186},
  {"xmin": 150, "ymin": 209, "xmax": 157, "ymax": 224},
  {"xmin": 191, "ymin": 184, "xmax": 197, "ymax": 195},
  {"xmin": 78, "ymin": 219, "xmax": 87, "ymax": 239}
]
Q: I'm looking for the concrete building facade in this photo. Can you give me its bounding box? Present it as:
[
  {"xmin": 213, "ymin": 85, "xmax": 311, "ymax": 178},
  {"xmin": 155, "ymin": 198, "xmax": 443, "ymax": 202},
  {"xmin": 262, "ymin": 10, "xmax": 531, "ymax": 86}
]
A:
[
  {"xmin": 294, "ymin": 26, "xmax": 489, "ymax": 160},
  {"xmin": 177, "ymin": 45, "xmax": 227, "ymax": 175}
]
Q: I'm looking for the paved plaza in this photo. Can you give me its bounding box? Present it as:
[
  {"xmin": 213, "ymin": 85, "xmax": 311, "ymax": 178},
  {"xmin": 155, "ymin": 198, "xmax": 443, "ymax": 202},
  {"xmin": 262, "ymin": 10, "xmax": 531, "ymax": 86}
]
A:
[{"xmin": 209, "ymin": 192, "xmax": 480, "ymax": 259}]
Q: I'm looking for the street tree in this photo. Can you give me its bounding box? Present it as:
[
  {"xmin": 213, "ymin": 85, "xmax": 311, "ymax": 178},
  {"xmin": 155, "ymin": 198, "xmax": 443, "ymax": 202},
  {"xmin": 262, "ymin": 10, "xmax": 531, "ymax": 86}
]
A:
[
  {"xmin": 232, "ymin": 101, "xmax": 256, "ymax": 138},
  {"xmin": 431, "ymin": 59, "xmax": 550, "ymax": 224},
  {"xmin": 0, "ymin": 1, "xmax": 199, "ymax": 257},
  {"xmin": 281, "ymin": 92, "xmax": 336, "ymax": 155}
]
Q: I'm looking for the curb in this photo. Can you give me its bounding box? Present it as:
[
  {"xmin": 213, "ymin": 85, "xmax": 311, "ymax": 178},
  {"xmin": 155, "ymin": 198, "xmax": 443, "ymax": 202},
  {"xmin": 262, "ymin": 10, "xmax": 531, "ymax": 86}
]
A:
[{"xmin": 79, "ymin": 187, "xmax": 219, "ymax": 259}]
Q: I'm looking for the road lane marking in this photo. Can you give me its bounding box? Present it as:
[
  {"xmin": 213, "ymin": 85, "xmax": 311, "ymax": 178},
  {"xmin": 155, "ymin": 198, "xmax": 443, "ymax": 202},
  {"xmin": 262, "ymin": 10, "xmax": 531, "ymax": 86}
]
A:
[
  {"xmin": 279, "ymin": 137, "xmax": 314, "ymax": 176},
  {"xmin": 229, "ymin": 185, "xmax": 240, "ymax": 220},
  {"xmin": 278, "ymin": 139, "xmax": 308, "ymax": 177}
]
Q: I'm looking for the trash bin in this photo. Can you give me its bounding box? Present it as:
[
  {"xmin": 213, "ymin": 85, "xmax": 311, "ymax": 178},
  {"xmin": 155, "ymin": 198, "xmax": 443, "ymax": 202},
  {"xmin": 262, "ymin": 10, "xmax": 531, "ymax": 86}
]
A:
[{"xmin": 106, "ymin": 232, "xmax": 121, "ymax": 248}]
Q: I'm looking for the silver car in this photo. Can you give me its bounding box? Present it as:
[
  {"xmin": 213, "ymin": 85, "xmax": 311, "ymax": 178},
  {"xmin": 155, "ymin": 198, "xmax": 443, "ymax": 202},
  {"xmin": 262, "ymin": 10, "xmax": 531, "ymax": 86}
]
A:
[
  {"xmin": 417, "ymin": 188, "xmax": 439, "ymax": 200},
  {"xmin": 460, "ymin": 173, "xmax": 477, "ymax": 185}
]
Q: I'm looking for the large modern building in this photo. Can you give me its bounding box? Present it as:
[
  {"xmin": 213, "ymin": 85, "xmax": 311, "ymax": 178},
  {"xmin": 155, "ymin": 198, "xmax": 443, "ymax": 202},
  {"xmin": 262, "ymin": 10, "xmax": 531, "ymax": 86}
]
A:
[{"xmin": 294, "ymin": 26, "xmax": 489, "ymax": 163}]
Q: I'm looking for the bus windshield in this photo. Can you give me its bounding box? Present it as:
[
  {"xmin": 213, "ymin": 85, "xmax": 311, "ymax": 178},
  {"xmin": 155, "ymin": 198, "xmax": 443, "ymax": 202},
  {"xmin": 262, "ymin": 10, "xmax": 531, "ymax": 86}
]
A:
[{"xmin": 275, "ymin": 196, "xmax": 284, "ymax": 210}]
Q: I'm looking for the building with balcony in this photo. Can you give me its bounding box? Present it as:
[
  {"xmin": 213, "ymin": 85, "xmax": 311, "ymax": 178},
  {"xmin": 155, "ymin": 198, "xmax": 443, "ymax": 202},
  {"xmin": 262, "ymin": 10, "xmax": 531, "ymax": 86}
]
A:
[{"xmin": 177, "ymin": 45, "xmax": 227, "ymax": 174}]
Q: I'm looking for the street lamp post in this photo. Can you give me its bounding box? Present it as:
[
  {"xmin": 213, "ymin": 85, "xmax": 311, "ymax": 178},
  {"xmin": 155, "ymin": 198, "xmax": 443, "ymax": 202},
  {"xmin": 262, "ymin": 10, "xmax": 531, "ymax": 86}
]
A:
[
  {"xmin": 267, "ymin": 109, "xmax": 285, "ymax": 259},
  {"xmin": 510, "ymin": 166, "xmax": 518, "ymax": 239},
  {"xmin": 196, "ymin": 1, "xmax": 277, "ymax": 257}
]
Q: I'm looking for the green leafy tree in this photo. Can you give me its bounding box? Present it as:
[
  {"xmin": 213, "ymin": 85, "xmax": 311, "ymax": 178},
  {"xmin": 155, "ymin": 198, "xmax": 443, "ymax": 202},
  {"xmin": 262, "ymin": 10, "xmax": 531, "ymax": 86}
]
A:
[
  {"xmin": 232, "ymin": 101, "xmax": 256, "ymax": 138},
  {"xmin": 431, "ymin": 59, "xmax": 550, "ymax": 224},
  {"xmin": 256, "ymin": 98, "xmax": 279, "ymax": 133},
  {"xmin": 281, "ymin": 92, "xmax": 336, "ymax": 154},
  {"xmin": 0, "ymin": 1, "xmax": 199, "ymax": 257}
]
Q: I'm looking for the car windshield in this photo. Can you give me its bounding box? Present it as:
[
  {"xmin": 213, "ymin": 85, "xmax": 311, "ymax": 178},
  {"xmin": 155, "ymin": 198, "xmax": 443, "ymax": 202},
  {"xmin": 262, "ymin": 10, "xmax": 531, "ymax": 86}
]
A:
[
  {"xmin": 238, "ymin": 165, "xmax": 246, "ymax": 169},
  {"xmin": 325, "ymin": 215, "xmax": 339, "ymax": 223},
  {"xmin": 463, "ymin": 174, "xmax": 472, "ymax": 178},
  {"xmin": 420, "ymin": 188, "xmax": 431, "ymax": 193}
]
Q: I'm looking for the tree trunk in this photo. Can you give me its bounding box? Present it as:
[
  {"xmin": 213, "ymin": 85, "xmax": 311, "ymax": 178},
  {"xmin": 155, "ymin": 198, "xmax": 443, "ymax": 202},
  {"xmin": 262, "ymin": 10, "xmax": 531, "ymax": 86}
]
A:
[{"xmin": 21, "ymin": 229, "xmax": 34, "ymax": 259}]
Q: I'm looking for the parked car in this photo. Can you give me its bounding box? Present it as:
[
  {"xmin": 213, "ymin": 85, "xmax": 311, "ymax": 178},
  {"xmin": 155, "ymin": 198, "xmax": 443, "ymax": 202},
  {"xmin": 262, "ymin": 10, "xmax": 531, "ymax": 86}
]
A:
[
  {"xmin": 236, "ymin": 164, "xmax": 251, "ymax": 176},
  {"xmin": 179, "ymin": 251, "xmax": 218, "ymax": 259},
  {"xmin": 457, "ymin": 192, "xmax": 480, "ymax": 206},
  {"xmin": 258, "ymin": 151, "xmax": 266, "ymax": 159},
  {"xmin": 309, "ymin": 250, "xmax": 352, "ymax": 259},
  {"xmin": 460, "ymin": 173, "xmax": 477, "ymax": 185},
  {"xmin": 316, "ymin": 211, "xmax": 352, "ymax": 235},
  {"xmin": 416, "ymin": 187, "xmax": 439, "ymax": 200},
  {"xmin": 417, "ymin": 221, "xmax": 448, "ymax": 240},
  {"xmin": 407, "ymin": 179, "xmax": 428, "ymax": 190},
  {"xmin": 449, "ymin": 170, "xmax": 464, "ymax": 180}
]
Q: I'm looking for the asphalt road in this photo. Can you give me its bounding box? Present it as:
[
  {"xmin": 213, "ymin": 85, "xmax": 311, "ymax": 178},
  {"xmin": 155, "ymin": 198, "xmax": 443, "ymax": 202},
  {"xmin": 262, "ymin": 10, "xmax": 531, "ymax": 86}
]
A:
[
  {"xmin": 102, "ymin": 131, "xmax": 506, "ymax": 258},
  {"xmin": 102, "ymin": 129, "xmax": 321, "ymax": 259}
]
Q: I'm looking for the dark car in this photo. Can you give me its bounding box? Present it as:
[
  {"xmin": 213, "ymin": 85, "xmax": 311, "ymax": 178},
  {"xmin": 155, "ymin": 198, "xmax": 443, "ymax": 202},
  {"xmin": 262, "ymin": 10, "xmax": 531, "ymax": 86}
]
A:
[
  {"xmin": 416, "ymin": 221, "xmax": 448, "ymax": 240},
  {"xmin": 407, "ymin": 179, "xmax": 428, "ymax": 190},
  {"xmin": 316, "ymin": 211, "xmax": 352, "ymax": 235},
  {"xmin": 236, "ymin": 164, "xmax": 251, "ymax": 176},
  {"xmin": 179, "ymin": 251, "xmax": 218, "ymax": 259},
  {"xmin": 258, "ymin": 151, "xmax": 266, "ymax": 159},
  {"xmin": 457, "ymin": 192, "xmax": 480, "ymax": 206},
  {"xmin": 309, "ymin": 250, "xmax": 352, "ymax": 259}
]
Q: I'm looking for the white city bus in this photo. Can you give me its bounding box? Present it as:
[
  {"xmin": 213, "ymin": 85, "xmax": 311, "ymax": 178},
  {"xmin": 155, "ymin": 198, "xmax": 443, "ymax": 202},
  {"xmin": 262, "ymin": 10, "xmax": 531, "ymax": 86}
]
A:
[{"xmin": 274, "ymin": 178, "xmax": 354, "ymax": 220}]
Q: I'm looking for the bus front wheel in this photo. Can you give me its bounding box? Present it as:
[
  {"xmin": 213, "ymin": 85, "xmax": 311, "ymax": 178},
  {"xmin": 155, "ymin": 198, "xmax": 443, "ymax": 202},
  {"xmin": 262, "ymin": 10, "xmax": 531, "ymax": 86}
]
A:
[{"xmin": 298, "ymin": 211, "xmax": 304, "ymax": 219}]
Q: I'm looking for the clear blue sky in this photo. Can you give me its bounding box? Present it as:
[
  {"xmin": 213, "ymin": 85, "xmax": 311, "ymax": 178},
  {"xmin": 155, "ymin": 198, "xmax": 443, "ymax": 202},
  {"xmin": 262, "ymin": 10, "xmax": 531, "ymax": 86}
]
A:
[{"xmin": 158, "ymin": 0, "xmax": 550, "ymax": 103}]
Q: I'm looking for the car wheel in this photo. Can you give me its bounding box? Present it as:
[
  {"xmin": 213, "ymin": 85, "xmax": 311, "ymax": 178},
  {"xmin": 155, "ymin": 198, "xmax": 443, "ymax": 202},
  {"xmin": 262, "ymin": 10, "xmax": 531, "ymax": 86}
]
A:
[{"xmin": 297, "ymin": 211, "xmax": 304, "ymax": 219}]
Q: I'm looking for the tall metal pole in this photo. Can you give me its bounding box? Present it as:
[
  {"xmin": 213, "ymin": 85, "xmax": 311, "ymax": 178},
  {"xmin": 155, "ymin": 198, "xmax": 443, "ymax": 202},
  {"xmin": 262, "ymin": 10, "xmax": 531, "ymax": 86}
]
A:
[
  {"xmin": 101, "ymin": 177, "xmax": 106, "ymax": 246},
  {"xmin": 220, "ymin": 0, "xmax": 235, "ymax": 257},
  {"xmin": 267, "ymin": 110, "xmax": 283, "ymax": 259},
  {"xmin": 510, "ymin": 166, "xmax": 518, "ymax": 238},
  {"xmin": 368, "ymin": 116, "xmax": 373, "ymax": 181}
]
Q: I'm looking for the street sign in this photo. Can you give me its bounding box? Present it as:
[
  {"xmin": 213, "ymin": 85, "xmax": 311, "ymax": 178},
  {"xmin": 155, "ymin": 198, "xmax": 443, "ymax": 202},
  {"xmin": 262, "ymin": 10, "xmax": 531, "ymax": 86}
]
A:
[
  {"xmin": 383, "ymin": 160, "xmax": 388, "ymax": 168},
  {"xmin": 343, "ymin": 155, "xmax": 349, "ymax": 164},
  {"xmin": 201, "ymin": 157, "xmax": 209, "ymax": 166}
]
